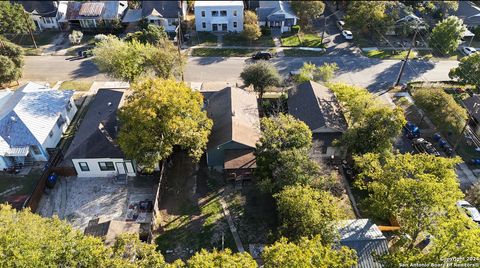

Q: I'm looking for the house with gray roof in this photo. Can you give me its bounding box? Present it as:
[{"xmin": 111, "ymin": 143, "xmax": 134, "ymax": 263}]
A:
[
  {"xmin": 0, "ymin": 82, "xmax": 77, "ymax": 170},
  {"xmin": 256, "ymin": 1, "xmax": 298, "ymax": 33},
  {"xmin": 338, "ymin": 219, "xmax": 389, "ymax": 268},
  {"xmin": 288, "ymin": 81, "xmax": 347, "ymax": 159},
  {"xmin": 456, "ymin": 1, "xmax": 480, "ymax": 29},
  {"xmin": 122, "ymin": 1, "xmax": 187, "ymax": 32},
  {"xmin": 64, "ymin": 88, "xmax": 136, "ymax": 178},
  {"xmin": 205, "ymin": 87, "xmax": 260, "ymax": 172},
  {"xmin": 14, "ymin": 1, "xmax": 62, "ymax": 31}
]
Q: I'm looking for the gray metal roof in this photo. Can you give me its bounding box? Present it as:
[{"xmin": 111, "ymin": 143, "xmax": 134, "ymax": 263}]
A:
[
  {"xmin": 288, "ymin": 81, "xmax": 347, "ymax": 133},
  {"xmin": 338, "ymin": 219, "xmax": 389, "ymax": 268},
  {"xmin": 64, "ymin": 88, "xmax": 126, "ymax": 160},
  {"xmin": 142, "ymin": 1, "xmax": 184, "ymax": 18},
  {"xmin": 456, "ymin": 1, "xmax": 480, "ymax": 26},
  {"xmin": 256, "ymin": 1, "xmax": 297, "ymax": 22}
]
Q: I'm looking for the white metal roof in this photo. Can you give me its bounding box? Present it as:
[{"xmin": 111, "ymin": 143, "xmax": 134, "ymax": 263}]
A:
[{"xmin": 195, "ymin": 1, "xmax": 244, "ymax": 7}]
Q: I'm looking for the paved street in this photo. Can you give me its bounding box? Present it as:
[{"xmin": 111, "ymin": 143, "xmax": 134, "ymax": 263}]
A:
[
  {"xmin": 186, "ymin": 56, "xmax": 458, "ymax": 92},
  {"xmin": 23, "ymin": 54, "xmax": 458, "ymax": 93}
]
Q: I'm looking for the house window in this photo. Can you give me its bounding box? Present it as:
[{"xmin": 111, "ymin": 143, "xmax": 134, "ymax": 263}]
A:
[
  {"xmin": 49, "ymin": 131, "xmax": 53, "ymax": 137},
  {"xmin": 79, "ymin": 162, "xmax": 90, "ymax": 171},
  {"xmin": 42, "ymin": 17, "xmax": 52, "ymax": 24},
  {"xmin": 66, "ymin": 102, "xmax": 72, "ymax": 112},
  {"xmin": 202, "ymin": 22, "xmax": 206, "ymax": 28},
  {"xmin": 212, "ymin": 11, "xmax": 218, "ymax": 17},
  {"xmin": 98, "ymin": 161, "xmax": 115, "ymax": 171},
  {"xmin": 80, "ymin": 19, "xmax": 96, "ymax": 28},
  {"xmin": 201, "ymin": 11, "xmax": 205, "ymax": 17},
  {"xmin": 220, "ymin": 10, "xmax": 227, "ymax": 16},
  {"xmin": 32, "ymin": 145, "xmax": 41, "ymax": 155},
  {"xmin": 233, "ymin": 22, "xmax": 237, "ymax": 28},
  {"xmin": 56, "ymin": 116, "xmax": 65, "ymax": 128},
  {"xmin": 233, "ymin": 10, "xmax": 237, "ymax": 16}
]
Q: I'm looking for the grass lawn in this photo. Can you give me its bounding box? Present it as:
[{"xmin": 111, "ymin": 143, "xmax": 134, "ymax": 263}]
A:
[
  {"xmin": 364, "ymin": 49, "xmax": 417, "ymax": 60},
  {"xmin": 416, "ymin": 50, "xmax": 462, "ymax": 61},
  {"xmin": 58, "ymin": 81, "xmax": 93, "ymax": 91},
  {"xmin": 0, "ymin": 168, "xmax": 42, "ymax": 204},
  {"xmin": 191, "ymin": 32, "xmax": 218, "ymax": 46},
  {"xmin": 281, "ymin": 33, "xmax": 323, "ymax": 47},
  {"xmin": 5, "ymin": 31, "xmax": 58, "ymax": 47},
  {"xmin": 283, "ymin": 48, "xmax": 325, "ymax": 57},
  {"xmin": 223, "ymin": 34, "xmax": 275, "ymax": 47},
  {"xmin": 191, "ymin": 48, "xmax": 259, "ymax": 57}
]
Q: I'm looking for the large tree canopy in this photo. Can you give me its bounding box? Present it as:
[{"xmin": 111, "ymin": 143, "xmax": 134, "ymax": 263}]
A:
[
  {"xmin": 412, "ymin": 87, "xmax": 468, "ymax": 135},
  {"xmin": 354, "ymin": 153, "xmax": 463, "ymax": 245},
  {"xmin": 329, "ymin": 83, "xmax": 405, "ymax": 155},
  {"xmin": 125, "ymin": 24, "xmax": 168, "ymax": 45},
  {"xmin": 0, "ymin": 2, "xmax": 35, "ymax": 34},
  {"xmin": 240, "ymin": 61, "xmax": 282, "ymax": 100},
  {"xmin": 0, "ymin": 37, "xmax": 24, "ymax": 85},
  {"xmin": 262, "ymin": 236, "xmax": 357, "ymax": 268},
  {"xmin": 185, "ymin": 249, "xmax": 257, "ymax": 268},
  {"xmin": 428, "ymin": 16, "xmax": 466, "ymax": 56},
  {"xmin": 274, "ymin": 185, "xmax": 343, "ymax": 242},
  {"xmin": 291, "ymin": 1, "xmax": 325, "ymax": 27},
  {"xmin": 93, "ymin": 36, "xmax": 185, "ymax": 82},
  {"xmin": 344, "ymin": 1, "xmax": 395, "ymax": 36},
  {"xmin": 118, "ymin": 78, "xmax": 212, "ymax": 172},
  {"xmin": 449, "ymin": 53, "xmax": 480, "ymax": 88}
]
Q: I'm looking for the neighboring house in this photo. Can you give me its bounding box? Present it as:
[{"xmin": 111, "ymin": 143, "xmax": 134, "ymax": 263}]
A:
[
  {"xmin": 64, "ymin": 88, "xmax": 136, "ymax": 178},
  {"xmin": 195, "ymin": 1, "xmax": 244, "ymax": 32},
  {"xmin": 288, "ymin": 81, "xmax": 347, "ymax": 160},
  {"xmin": 65, "ymin": 1, "xmax": 128, "ymax": 29},
  {"xmin": 15, "ymin": 1, "xmax": 60, "ymax": 31},
  {"xmin": 0, "ymin": 82, "xmax": 77, "ymax": 170},
  {"xmin": 205, "ymin": 87, "xmax": 260, "ymax": 173},
  {"xmin": 338, "ymin": 219, "xmax": 389, "ymax": 268},
  {"xmin": 84, "ymin": 217, "xmax": 140, "ymax": 246},
  {"xmin": 456, "ymin": 1, "xmax": 480, "ymax": 29},
  {"xmin": 122, "ymin": 1, "xmax": 187, "ymax": 32},
  {"xmin": 462, "ymin": 95, "xmax": 480, "ymax": 136},
  {"xmin": 256, "ymin": 1, "xmax": 298, "ymax": 33}
]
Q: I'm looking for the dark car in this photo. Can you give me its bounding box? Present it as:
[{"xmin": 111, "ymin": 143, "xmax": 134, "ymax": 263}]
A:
[{"xmin": 252, "ymin": 51, "xmax": 272, "ymax": 60}]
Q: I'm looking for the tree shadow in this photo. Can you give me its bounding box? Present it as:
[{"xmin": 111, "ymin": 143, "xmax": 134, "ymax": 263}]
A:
[
  {"xmin": 191, "ymin": 56, "xmax": 230, "ymax": 65},
  {"xmin": 69, "ymin": 60, "xmax": 101, "ymax": 79}
]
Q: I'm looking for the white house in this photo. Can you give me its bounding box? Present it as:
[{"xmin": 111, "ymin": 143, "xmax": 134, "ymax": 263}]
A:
[
  {"xmin": 195, "ymin": 1, "xmax": 244, "ymax": 32},
  {"xmin": 122, "ymin": 1, "xmax": 188, "ymax": 33},
  {"xmin": 63, "ymin": 88, "xmax": 136, "ymax": 178},
  {"xmin": 256, "ymin": 1, "xmax": 298, "ymax": 33},
  {"xmin": 15, "ymin": 1, "xmax": 61, "ymax": 31},
  {"xmin": 0, "ymin": 82, "xmax": 77, "ymax": 170}
]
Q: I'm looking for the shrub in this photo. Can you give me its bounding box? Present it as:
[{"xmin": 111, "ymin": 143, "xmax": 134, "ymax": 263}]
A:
[
  {"xmin": 94, "ymin": 34, "xmax": 108, "ymax": 43},
  {"xmin": 68, "ymin": 30, "xmax": 83, "ymax": 45},
  {"xmin": 291, "ymin": 25, "xmax": 301, "ymax": 34},
  {"xmin": 261, "ymin": 26, "xmax": 271, "ymax": 36}
]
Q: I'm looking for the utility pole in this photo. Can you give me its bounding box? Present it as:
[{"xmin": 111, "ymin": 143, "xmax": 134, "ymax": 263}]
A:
[
  {"xmin": 22, "ymin": 10, "xmax": 37, "ymax": 49},
  {"xmin": 177, "ymin": 11, "xmax": 184, "ymax": 81},
  {"xmin": 395, "ymin": 30, "xmax": 418, "ymax": 86}
]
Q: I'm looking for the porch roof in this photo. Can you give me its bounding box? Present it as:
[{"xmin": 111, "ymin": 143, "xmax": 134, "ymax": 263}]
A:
[
  {"xmin": 224, "ymin": 149, "xmax": 256, "ymax": 170},
  {"xmin": 4, "ymin": 147, "xmax": 29, "ymax": 157}
]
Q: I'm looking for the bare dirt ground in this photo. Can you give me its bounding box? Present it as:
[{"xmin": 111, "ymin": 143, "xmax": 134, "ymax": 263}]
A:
[{"xmin": 37, "ymin": 175, "xmax": 157, "ymax": 230}]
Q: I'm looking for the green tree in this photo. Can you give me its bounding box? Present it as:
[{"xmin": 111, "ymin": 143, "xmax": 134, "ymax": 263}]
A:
[
  {"xmin": 275, "ymin": 185, "xmax": 343, "ymax": 242},
  {"xmin": 243, "ymin": 24, "xmax": 262, "ymax": 42},
  {"xmin": 262, "ymin": 236, "xmax": 357, "ymax": 268},
  {"xmin": 240, "ymin": 61, "xmax": 282, "ymax": 101},
  {"xmin": 185, "ymin": 249, "xmax": 256, "ymax": 268},
  {"xmin": 125, "ymin": 24, "xmax": 168, "ymax": 45},
  {"xmin": 354, "ymin": 153, "xmax": 463, "ymax": 246},
  {"xmin": 449, "ymin": 52, "xmax": 480, "ymax": 88},
  {"xmin": 0, "ymin": 204, "xmax": 167, "ymax": 267},
  {"xmin": 296, "ymin": 62, "xmax": 339, "ymax": 83},
  {"xmin": 329, "ymin": 83, "xmax": 405, "ymax": 154},
  {"xmin": 0, "ymin": 2, "xmax": 35, "ymax": 34},
  {"xmin": 93, "ymin": 36, "xmax": 185, "ymax": 82},
  {"xmin": 412, "ymin": 87, "xmax": 468, "ymax": 135},
  {"xmin": 291, "ymin": 1, "xmax": 325, "ymax": 28},
  {"xmin": 244, "ymin": 10, "xmax": 258, "ymax": 25},
  {"xmin": 0, "ymin": 37, "xmax": 24, "ymax": 85},
  {"xmin": 434, "ymin": 1, "xmax": 459, "ymax": 19},
  {"xmin": 118, "ymin": 78, "xmax": 212, "ymax": 172},
  {"xmin": 255, "ymin": 114, "xmax": 313, "ymax": 190},
  {"xmin": 429, "ymin": 16, "xmax": 466, "ymax": 55},
  {"xmin": 344, "ymin": 1, "xmax": 395, "ymax": 36}
]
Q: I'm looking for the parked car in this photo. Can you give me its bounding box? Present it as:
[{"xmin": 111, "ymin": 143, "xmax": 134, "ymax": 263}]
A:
[
  {"xmin": 461, "ymin": 47, "xmax": 477, "ymax": 56},
  {"xmin": 412, "ymin": 138, "xmax": 440, "ymax": 156},
  {"xmin": 252, "ymin": 51, "xmax": 272, "ymax": 60},
  {"xmin": 342, "ymin": 30, "xmax": 353, "ymax": 40},
  {"xmin": 456, "ymin": 200, "xmax": 480, "ymax": 224},
  {"xmin": 337, "ymin": 20, "xmax": 345, "ymax": 31}
]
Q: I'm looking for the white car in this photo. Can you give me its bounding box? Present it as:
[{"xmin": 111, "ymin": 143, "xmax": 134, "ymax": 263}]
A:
[
  {"xmin": 342, "ymin": 30, "xmax": 353, "ymax": 40},
  {"xmin": 456, "ymin": 200, "xmax": 480, "ymax": 224},
  {"xmin": 337, "ymin": 20, "xmax": 345, "ymax": 31},
  {"xmin": 461, "ymin": 47, "xmax": 477, "ymax": 56}
]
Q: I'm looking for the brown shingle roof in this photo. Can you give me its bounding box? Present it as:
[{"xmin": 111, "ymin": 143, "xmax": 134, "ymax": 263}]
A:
[{"xmin": 206, "ymin": 87, "xmax": 260, "ymax": 149}]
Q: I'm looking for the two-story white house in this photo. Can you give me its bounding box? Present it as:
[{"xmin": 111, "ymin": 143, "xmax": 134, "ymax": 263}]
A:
[
  {"xmin": 195, "ymin": 1, "xmax": 244, "ymax": 32},
  {"xmin": 0, "ymin": 82, "xmax": 77, "ymax": 170}
]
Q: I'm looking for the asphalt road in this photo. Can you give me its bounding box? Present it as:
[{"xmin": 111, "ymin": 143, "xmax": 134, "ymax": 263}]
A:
[
  {"xmin": 186, "ymin": 56, "xmax": 459, "ymax": 92},
  {"xmin": 23, "ymin": 55, "xmax": 458, "ymax": 93}
]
